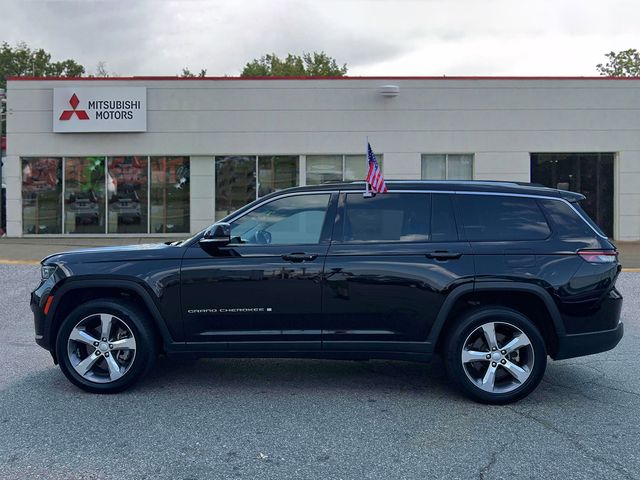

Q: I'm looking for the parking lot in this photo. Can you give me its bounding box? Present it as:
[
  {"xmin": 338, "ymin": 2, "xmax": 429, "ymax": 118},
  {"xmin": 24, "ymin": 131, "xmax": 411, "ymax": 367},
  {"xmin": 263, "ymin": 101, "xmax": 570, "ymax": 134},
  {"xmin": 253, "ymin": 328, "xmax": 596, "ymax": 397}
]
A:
[{"xmin": 0, "ymin": 264, "xmax": 638, "ymax": 480}]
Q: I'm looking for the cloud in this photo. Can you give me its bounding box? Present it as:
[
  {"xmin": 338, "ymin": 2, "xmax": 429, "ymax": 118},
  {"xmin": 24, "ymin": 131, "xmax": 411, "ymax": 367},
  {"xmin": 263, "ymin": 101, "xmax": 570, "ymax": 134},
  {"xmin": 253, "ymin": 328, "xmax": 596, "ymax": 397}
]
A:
[{"xmin": 1, "ymin": 0, "xmax": 639, "ymax": 77}]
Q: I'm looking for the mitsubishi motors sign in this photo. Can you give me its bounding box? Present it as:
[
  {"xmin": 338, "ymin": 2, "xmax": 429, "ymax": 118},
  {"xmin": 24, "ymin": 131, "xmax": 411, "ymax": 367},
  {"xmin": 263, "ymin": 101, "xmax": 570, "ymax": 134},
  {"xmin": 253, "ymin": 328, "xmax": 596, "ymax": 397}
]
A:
[{"xmin": 53, "ymin": 87, "xmax": 147, "ymax": 133}]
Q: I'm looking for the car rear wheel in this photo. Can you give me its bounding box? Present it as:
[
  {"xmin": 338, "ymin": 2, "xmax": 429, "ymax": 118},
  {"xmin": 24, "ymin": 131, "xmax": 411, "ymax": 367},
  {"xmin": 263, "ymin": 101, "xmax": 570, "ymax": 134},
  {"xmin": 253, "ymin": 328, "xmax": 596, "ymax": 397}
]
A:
[
  {"xmin": 56, "ymin": 299, "xmax": 157, "ymax": 393},
  {"xmin": 444, "ymin": 307, "xmax": 547, "ymax": 404}
]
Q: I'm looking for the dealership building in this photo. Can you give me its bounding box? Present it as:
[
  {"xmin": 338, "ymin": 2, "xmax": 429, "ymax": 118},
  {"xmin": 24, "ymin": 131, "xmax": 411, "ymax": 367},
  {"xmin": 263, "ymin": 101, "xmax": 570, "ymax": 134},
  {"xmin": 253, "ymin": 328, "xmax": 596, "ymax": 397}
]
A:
[{"xmin": 3, "ymin": 76, "xmax": 640, "ymax": 240}]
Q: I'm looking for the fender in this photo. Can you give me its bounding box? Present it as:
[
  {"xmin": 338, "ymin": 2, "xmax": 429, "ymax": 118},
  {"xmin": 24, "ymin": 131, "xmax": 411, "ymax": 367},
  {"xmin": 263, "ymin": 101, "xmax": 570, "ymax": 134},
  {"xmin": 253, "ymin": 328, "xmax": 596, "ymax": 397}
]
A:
[
  {"xmin": 427, "ymin": 281, "xmax": 565, "ymax": 346},
  {"xmin": 45, "ymin": 278, "xmax": 177, "ymax": 349}
]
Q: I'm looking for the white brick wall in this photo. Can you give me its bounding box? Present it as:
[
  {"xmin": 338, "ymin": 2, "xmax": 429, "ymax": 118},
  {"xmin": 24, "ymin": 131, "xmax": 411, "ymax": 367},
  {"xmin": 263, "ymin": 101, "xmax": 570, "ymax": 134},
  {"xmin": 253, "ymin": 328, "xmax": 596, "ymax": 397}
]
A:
[{"xmin": 6, "ymin": 77, "xmax": 640, "ymax": 239}]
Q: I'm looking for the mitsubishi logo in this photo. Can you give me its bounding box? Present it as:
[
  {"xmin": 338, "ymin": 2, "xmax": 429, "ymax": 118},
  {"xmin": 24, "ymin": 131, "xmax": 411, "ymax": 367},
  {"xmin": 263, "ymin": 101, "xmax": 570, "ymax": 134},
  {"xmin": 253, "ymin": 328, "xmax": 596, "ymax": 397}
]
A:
[{"xmin": 59, "ymin": 93, "xmax": 89, "ymax": 121}]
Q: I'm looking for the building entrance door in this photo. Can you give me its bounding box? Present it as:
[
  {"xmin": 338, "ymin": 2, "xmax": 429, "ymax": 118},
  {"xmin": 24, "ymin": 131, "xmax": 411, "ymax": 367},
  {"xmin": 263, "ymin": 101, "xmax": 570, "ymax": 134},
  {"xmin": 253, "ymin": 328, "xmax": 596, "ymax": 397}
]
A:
[{"xmin": 530, "ymin": 153, "xmax": 614, "ymax": 237}]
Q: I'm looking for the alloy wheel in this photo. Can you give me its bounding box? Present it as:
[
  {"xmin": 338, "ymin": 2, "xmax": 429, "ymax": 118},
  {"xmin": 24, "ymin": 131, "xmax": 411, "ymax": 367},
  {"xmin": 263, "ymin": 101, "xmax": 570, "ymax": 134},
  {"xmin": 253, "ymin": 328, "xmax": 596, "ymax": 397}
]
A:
[
  {"xmin": 67, "ymin": 313, "xmax": 137, "ymax": 383},
  {"xmin": 461, "ymin": 321, "xmax": 535, "ymax": 394}
]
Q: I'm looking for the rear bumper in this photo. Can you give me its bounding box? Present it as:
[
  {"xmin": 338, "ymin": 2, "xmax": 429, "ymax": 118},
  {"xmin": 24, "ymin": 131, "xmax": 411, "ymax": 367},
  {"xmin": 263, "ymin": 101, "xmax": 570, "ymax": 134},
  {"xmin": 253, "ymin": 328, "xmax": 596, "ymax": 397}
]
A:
[{"xmin": 553, "ymin": 322, "xmax": 624, "ymax": 360}]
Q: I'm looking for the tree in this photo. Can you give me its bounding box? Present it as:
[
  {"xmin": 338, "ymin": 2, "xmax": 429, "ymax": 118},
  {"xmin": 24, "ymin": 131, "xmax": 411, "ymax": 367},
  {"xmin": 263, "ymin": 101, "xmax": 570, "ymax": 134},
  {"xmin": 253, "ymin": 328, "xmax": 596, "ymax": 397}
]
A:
[
  {"xmin": 94, "ymin": 61, "xmax": 110, "ymax": 78},
  {"xmin": 0, "ymin": 41, "xmax": 85, "ymax": 89},
  {"xmin": 180, "ymin": 67, "xmax": 207, "ymax": 78},
  {"xmin": 240, "ymin": 51, "xmax": 347, "ymax": 77},
  {"xmin": 596, "ymin": 49, "xmax": 640, "ymax": 76}
]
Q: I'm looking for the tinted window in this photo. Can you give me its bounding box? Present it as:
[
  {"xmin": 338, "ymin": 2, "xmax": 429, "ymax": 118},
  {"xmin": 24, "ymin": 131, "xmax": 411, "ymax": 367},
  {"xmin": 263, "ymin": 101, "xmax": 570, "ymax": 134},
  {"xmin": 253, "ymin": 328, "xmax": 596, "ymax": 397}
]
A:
[
  {"xmin": 457, "ymin": 195, "xmax": 550, "ymax": 241},
  {"xmin": 229, "ymin": 194, "xmax": 330, "ymax": 245},
  {"xmin": 432, "ymin": 194, "xmax": 458, "ymax": 242},
  {"xmin": 539, "ymin": 199, "xmax": 596, "ymax": 239},
  {"xmin": 342, "ymin": 193, "xmax": 431, "ymax": 243}
]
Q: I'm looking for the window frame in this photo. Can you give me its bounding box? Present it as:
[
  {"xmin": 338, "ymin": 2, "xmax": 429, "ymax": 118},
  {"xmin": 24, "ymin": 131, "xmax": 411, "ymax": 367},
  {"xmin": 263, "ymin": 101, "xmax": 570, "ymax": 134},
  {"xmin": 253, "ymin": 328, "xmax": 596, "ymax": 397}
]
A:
[{"xmin": 421, "ymin": 153, "xmax": 474, "ymax": 180}]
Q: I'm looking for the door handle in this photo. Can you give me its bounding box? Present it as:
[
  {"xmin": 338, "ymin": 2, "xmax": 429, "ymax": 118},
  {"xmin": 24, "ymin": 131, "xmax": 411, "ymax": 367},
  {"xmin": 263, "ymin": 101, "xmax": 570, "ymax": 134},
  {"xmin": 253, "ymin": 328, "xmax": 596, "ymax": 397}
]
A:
[
  {"xmin": 282, "ymin": 253, "xmax": 318, "ymax": 263},
  {"xmin": 426, "ymin": 251, "xmax": 462, "ymax": 260}
]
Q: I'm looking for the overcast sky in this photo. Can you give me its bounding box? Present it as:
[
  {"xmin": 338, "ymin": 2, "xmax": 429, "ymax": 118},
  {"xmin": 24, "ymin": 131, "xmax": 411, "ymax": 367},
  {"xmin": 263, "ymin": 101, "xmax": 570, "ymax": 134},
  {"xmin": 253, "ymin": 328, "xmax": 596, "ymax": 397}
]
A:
[{"xmin": 1, "ymin": 0, "xmax": 639, "ymax": 77}]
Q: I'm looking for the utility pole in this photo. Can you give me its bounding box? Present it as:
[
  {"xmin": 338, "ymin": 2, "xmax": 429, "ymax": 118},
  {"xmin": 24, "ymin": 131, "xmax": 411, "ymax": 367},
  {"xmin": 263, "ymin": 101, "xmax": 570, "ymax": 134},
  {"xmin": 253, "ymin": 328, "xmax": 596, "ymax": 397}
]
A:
[{"xmin": 0, "ymin": 88, "xmax": 6, "ymax": 235}]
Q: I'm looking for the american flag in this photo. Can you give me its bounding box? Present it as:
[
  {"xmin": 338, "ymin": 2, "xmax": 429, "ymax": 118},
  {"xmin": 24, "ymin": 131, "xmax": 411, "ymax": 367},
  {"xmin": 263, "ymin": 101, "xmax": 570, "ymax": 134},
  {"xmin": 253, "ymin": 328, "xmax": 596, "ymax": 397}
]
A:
[{"xmin": 365, "ymin": 142, "xmax": 388, "ymax": 193}]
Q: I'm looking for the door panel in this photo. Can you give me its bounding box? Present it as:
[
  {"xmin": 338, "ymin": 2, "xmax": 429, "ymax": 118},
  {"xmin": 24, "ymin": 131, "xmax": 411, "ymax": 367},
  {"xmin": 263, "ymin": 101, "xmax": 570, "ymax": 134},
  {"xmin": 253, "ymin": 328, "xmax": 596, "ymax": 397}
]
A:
[
  {"xmin": 181, "ymin": 192, "xmax": 335, "ymax": 348},
  {"xmin": 181, "ymin": 243, "xmax": 328, "ymax": 345},
  {"xmin": 322, "ymin": 192, "xmax": 475, "ymax": 347},
  {"xmin": 322, "ymin": 241, "xmax": 475, "ymax": 344}
]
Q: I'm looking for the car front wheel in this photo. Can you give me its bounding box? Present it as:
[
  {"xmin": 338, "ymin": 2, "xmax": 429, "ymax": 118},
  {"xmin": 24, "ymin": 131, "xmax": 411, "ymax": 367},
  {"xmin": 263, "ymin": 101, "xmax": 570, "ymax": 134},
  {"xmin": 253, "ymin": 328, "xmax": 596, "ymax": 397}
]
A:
[
  {"xmin": 444, "ymin": 307, "xmax": 547, "ymax": 404},
  {"xmin": 55, "ymin": 299, "xmax": 157, "ymax": 393}
]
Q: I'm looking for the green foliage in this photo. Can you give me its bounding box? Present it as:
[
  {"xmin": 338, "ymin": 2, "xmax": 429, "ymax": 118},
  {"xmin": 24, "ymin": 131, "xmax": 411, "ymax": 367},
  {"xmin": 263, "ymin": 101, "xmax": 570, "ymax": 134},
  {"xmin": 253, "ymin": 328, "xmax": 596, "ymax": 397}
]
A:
[
  {"xmin": 240, "ymin": 52, "xmax": 347, "ymax": 77},
  {"xmin": 596, "ymin": 49, "xmax": 640, "ymax": 77},
  {"xmin": 180, "ymin": 68, "xmax": 207, "ymax": 78},
  {"xmin": 0, "ymin": 41, "xmax": 85, "ymax": 89}
]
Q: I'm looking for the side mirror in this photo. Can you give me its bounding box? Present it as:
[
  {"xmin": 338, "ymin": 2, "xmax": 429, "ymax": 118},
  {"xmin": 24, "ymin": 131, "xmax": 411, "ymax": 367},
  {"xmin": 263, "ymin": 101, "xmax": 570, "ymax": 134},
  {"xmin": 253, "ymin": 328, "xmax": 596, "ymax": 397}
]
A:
[{"xmin": 199, "ymin": 222, "xmax": 231, "ymax": 247}]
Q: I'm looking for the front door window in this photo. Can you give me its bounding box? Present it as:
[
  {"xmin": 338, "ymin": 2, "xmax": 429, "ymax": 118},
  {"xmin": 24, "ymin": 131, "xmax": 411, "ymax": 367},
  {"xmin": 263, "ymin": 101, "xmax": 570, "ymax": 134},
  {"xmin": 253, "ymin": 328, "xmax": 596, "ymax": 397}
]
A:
[{"xmin": 229, "ymin": 194, "xmax": 331, "ymax": 245}]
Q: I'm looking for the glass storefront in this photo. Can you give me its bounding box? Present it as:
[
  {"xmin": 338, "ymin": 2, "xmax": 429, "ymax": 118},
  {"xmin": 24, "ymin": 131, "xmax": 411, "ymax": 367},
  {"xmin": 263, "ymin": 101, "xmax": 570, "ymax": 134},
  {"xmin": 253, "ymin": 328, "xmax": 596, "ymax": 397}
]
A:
[
  {"xmin": 107, "ymin": 156, "xmax": 148, "ymax": 234},
  {"xmin": 21, "ymin": 152, "xmax": 385, "ymax": 233},
  {"xmin": 306, "ymin": 154, "xmax": 382, "ymax": 185},
  {"xmin": 64, "ymin": 157, "xmax": 106, "ymax": 234},
  {"xmin": 530, "ymin": 153, "xmax": 614, "ymax": 237},
  {"xmin": 21, "ymin": 157, "xmax": 63, "ymax": 234},
  {"xmin": 306, "ymin": 155, "xmax": 342, "ymax": 185},
  {"xmin": 215, "ymin": 156, "xmax": 257, "ymax": 220},
  {"xmin": 150, "ymin": 156, "xmax": 190, "ymax": 233},
  {"xmin": 258, "ymin": 156, "xmax": 298, "ymax": 197},
  {"xmin": 21, "ymin": 156, "xmax": 190, "ymax": 234},
  {"xmin": 215, "ymin": 155, "xmax": 298, "ymax": 219}
]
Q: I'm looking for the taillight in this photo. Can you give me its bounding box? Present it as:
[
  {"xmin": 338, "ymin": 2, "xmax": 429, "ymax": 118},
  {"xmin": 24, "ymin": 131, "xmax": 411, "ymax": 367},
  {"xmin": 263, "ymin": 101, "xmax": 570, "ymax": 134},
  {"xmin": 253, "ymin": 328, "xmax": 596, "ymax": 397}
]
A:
[{"xmin": 577, "ymin": 250, "xmax": 618, "ymax": 263}]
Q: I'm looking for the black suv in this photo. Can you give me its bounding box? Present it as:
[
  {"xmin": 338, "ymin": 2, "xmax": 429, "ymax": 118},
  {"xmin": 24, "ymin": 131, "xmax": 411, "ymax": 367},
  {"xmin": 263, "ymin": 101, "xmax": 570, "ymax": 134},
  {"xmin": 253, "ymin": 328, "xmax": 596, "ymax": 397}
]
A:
[{"xmin": 31, "ymin": 181, "xmax": 623, "ymax": 404}]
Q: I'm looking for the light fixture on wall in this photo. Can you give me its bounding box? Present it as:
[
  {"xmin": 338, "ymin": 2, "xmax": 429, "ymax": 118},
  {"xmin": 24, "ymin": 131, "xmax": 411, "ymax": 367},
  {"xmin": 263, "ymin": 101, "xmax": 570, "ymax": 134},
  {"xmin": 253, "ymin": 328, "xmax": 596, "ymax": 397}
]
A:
[{"xmin": 378, "ymin": 84, "xmax": 400, "ymax": 97}]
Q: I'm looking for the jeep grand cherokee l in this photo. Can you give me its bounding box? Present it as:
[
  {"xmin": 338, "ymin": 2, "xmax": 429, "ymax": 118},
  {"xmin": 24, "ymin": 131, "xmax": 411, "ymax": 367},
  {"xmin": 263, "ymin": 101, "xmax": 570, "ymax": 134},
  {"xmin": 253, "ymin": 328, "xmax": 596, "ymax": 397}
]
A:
[{"xmin": 31, "ymin": 181, "xmax": 623, "ymax": 404}]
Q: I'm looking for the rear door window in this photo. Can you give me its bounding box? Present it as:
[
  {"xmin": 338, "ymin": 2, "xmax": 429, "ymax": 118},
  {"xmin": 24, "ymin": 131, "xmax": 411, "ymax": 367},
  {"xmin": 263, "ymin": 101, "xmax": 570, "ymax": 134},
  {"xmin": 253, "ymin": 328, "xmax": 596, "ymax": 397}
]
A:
[
  {"xmin": 457, "ymin": 194, "xmax": 551, "ymax": 241},
  {"xmin": 341, "ymin": 193, "xmax": 431, "ymax": 243}
]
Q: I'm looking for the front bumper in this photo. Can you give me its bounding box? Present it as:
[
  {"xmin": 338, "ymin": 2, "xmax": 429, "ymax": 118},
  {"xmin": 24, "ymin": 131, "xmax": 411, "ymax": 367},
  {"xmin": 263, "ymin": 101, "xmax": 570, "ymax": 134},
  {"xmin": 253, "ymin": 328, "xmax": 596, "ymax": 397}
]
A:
[
  {"xmin": 31, "ymin": 290, "xmax": 49, "ymax": 350},
  {"xmin": 553, "ymin": 322, "xmax": 624, "ymax": 360}
]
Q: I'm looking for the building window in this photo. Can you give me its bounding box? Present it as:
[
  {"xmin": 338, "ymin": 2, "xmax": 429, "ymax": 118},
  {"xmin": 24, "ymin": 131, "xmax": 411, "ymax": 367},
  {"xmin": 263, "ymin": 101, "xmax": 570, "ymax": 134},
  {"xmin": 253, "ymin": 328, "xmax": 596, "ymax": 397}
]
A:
[
  {"xmin": 421, "ymin": 154, "xmax": 473, "ymax": 180},
  {"xmin": 150, "ymin": 157, "xmax": 190, "ymax": 233},
  {"xmin": 306, "ymin": 154, "xmax": 383, "ymax": 185},
  {"xmin": 21, "ymin": 157, "xmax": 62, "ymax": 234},
  {"xmin": 64, "ymin": 157, "xmax": 106, "ymax": 234},
  {"xmin": 258, "ymin": 156, "xmax": 299, "ymax": 197},
  {"xmin": 215, "ymin": 155, "xmax": 299, "ymax": 219},
  {"xmin": 215, "ymin": 156, "xmax": 256, "ymax": 220},
  {"xmin": 108, "ymin": 156, "xmax": 148, "ymax": 234},
  {"xmin": 21, "ymin": 156, "xmax": 190, "ymax": 234},
  {"xmin": 530, "ymin": 153, "xmax": 614, "ymax": 237}
]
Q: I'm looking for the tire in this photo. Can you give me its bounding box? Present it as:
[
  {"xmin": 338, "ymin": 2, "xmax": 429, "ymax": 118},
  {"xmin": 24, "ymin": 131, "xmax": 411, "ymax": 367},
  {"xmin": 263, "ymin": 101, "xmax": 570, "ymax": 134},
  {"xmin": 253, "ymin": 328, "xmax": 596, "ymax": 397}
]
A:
[
  {"xmin": 55, "ymin": 298, "xmax": 158, "ymax": 394},
  {"xmin": 443, "ymin": 307, "xmax": 547, "ymax": 404}
]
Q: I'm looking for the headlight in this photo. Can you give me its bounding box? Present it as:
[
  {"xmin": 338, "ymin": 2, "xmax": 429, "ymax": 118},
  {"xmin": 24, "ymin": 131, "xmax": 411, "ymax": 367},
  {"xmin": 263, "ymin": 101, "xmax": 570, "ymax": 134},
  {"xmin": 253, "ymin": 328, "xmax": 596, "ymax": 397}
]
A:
[{"xmin": 41, "ymin": 265, "xmax": 57, "ymax": 280}]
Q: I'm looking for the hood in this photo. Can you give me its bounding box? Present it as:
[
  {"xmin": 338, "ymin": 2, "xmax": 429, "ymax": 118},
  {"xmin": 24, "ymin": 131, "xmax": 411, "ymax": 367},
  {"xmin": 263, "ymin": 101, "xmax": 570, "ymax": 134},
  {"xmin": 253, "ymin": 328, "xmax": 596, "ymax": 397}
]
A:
[{"xmin": 42, "ymin": 242, "xmax": 184, "ymax": 265}]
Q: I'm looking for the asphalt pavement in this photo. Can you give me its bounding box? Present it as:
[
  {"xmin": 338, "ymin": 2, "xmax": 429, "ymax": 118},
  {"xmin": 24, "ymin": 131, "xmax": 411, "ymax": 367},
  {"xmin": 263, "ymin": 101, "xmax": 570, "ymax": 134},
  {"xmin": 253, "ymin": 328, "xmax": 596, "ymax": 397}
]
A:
[{"xmin": 0, "ymin": 265, "xmax": 639, "ymax": 480}]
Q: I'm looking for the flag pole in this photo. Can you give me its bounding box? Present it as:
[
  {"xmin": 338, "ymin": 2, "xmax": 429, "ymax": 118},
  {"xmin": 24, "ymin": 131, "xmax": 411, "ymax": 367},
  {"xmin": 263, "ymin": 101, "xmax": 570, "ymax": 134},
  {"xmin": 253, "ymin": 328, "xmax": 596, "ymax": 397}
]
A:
[{"xmin": 364, "ymin": 136, "xmax": 373, "ymax": 198}]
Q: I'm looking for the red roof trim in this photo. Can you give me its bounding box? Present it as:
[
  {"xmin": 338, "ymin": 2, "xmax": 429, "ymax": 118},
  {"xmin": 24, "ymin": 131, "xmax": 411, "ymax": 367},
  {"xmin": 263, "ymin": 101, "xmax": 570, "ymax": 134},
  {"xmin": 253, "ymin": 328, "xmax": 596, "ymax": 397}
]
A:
[{"xmin": 6, "ymin": 75, "xmax": 640, "ymax": 82}]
